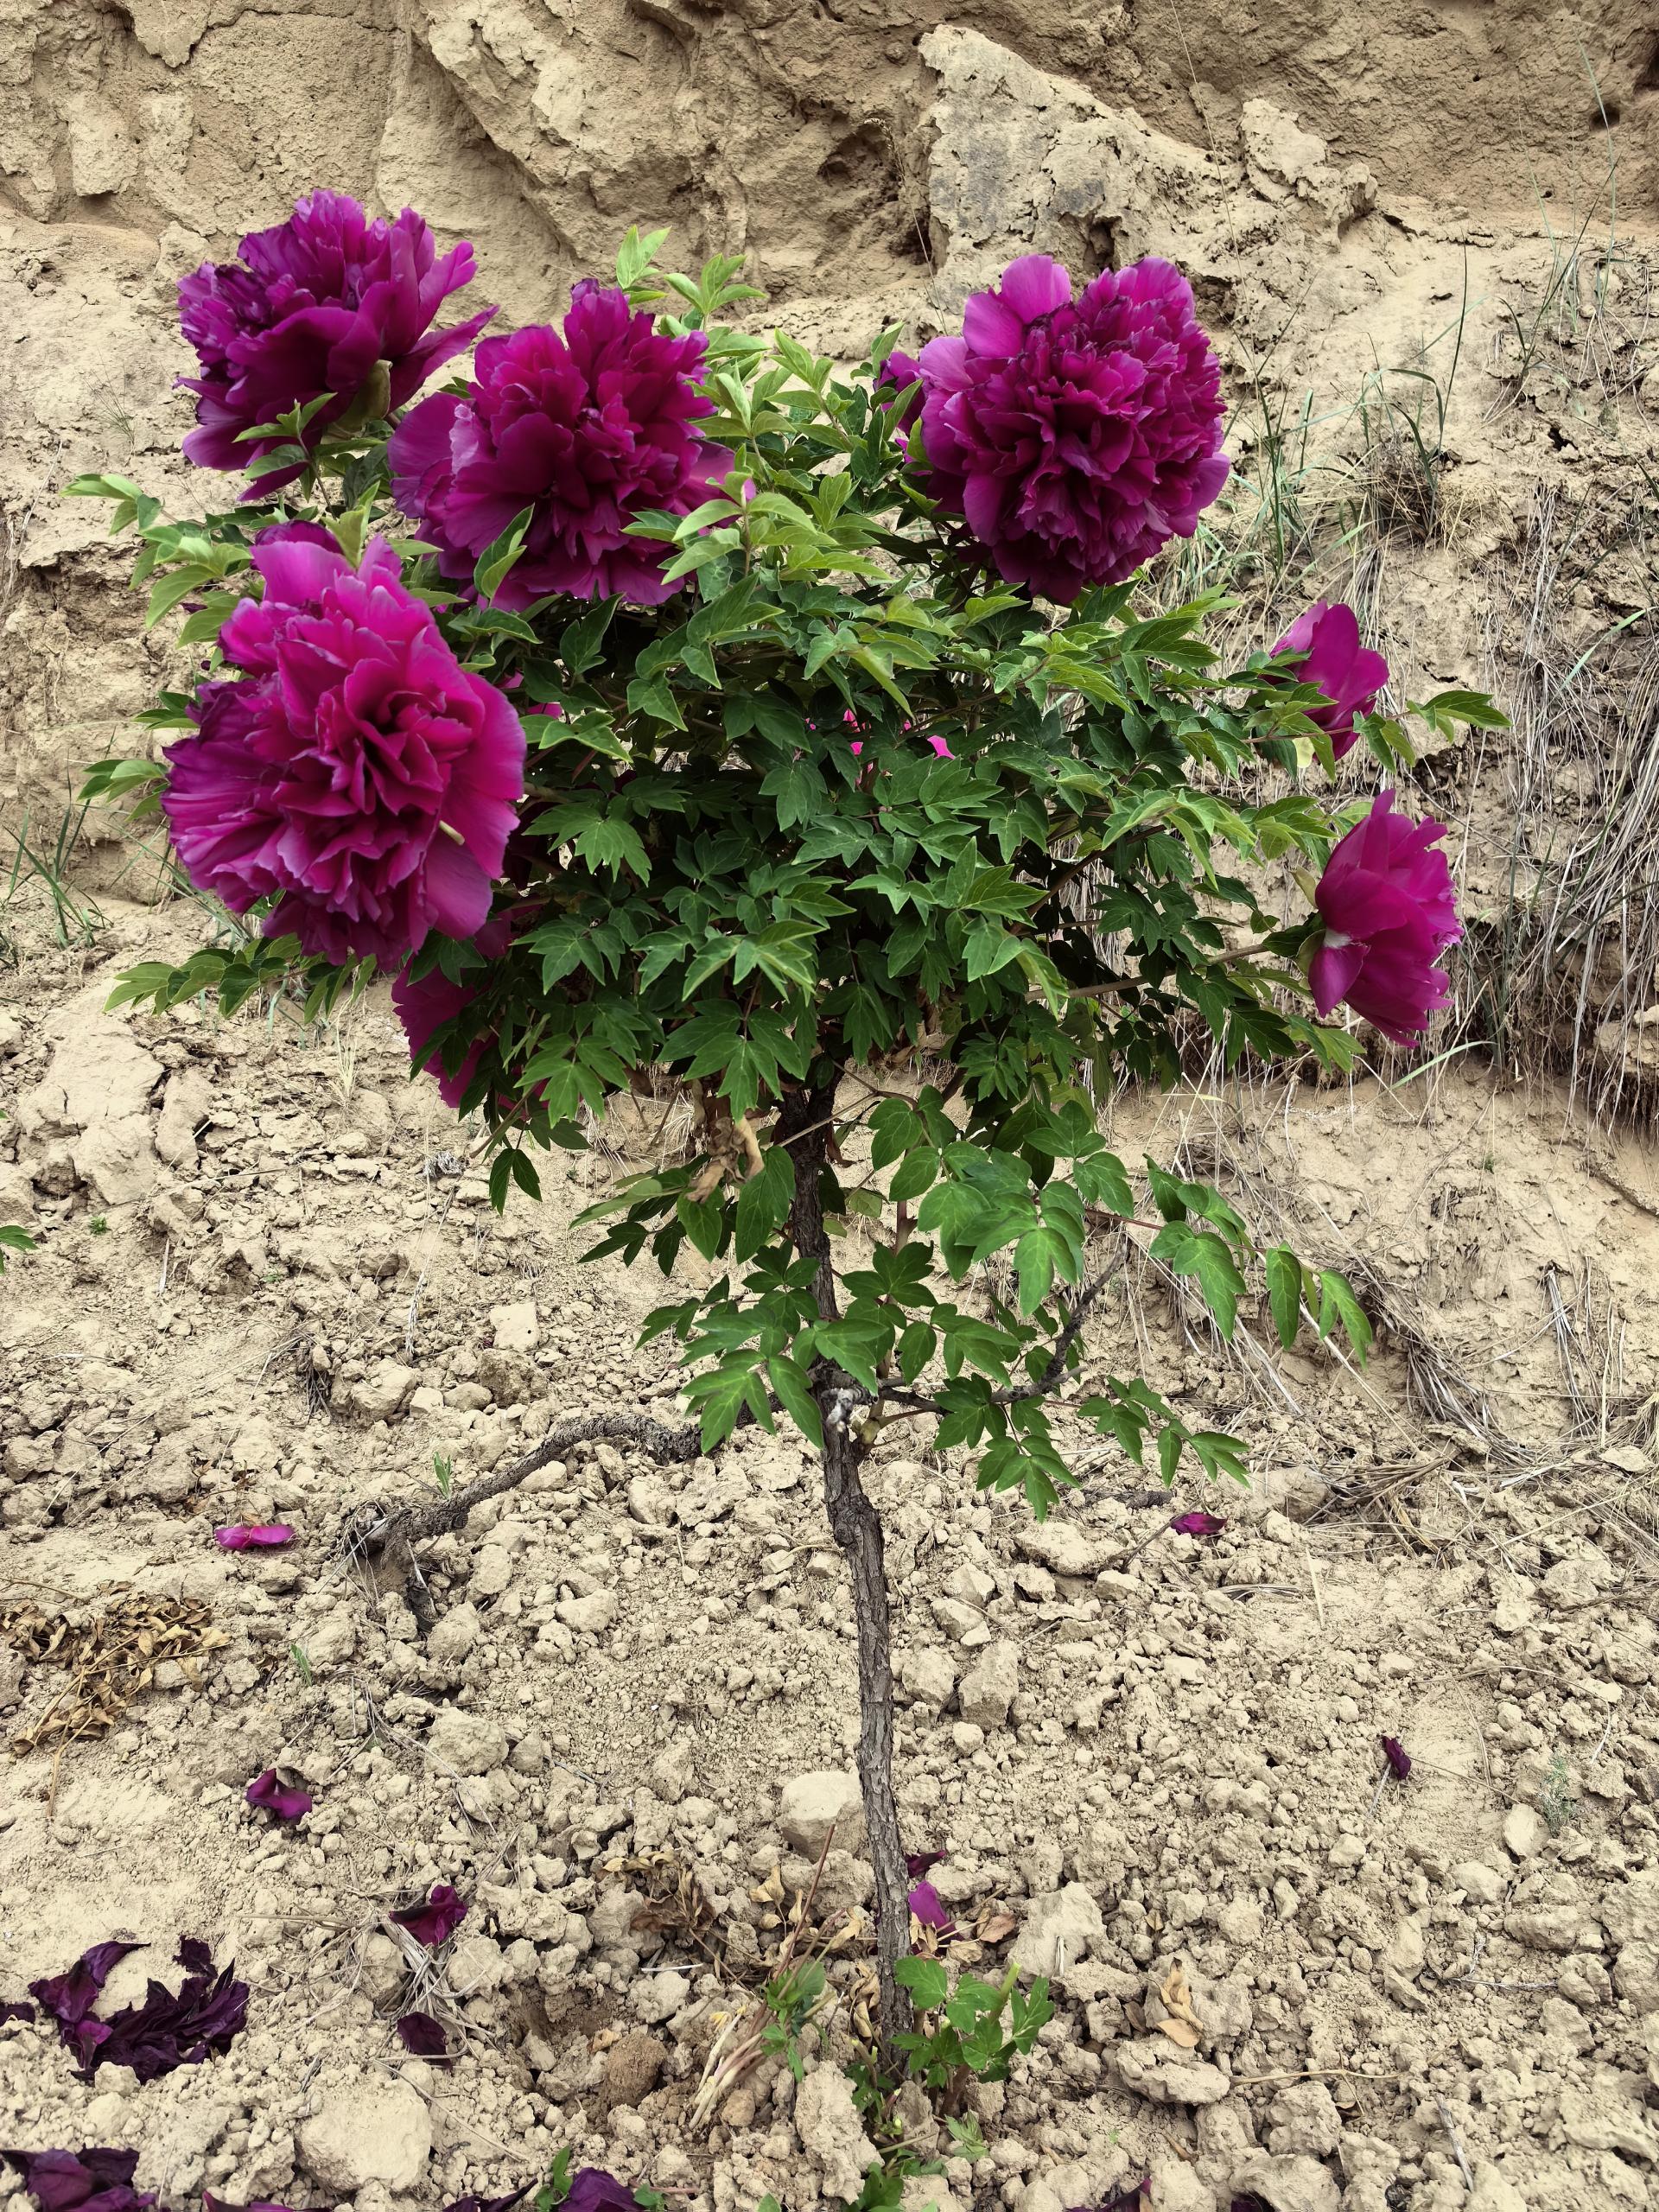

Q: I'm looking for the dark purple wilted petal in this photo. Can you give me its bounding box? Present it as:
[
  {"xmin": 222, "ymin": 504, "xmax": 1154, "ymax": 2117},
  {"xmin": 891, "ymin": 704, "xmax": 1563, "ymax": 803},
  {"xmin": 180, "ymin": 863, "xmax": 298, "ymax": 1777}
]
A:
[
  {"xmin": 213, "ymin": 1524, "xmax": 294, "ymax": 1550},
  {"xmin": 390, "ymin": 1884, "xmax": 467, "ymax": 1948},
  {"xmin": 0, "ymin": 2000, "xmax": 35, "ymax": 2022},
  {"xmin": 29, "ymin": 1942, "xmax": 146, "ymax": 2070},
  {"xmin": 29, "ymin": 1942, "xmax": 145, "ymax": 2031},
  {"xmin": 563, "ymin": 2174, "xmax": 644, "ymax": 2212},
  {"xmin": 395, "ymin": 2010, "xmax": 450, "ymax": 2061},
  {"xmin": 86, "ymin": 1941, "xmax": 248, "ymax": 2083},
  {"xmin": 175, "ymin": 1938, "xmax": 213, "ymax": 1977},
  {"xmin": 1170, "ymin": 1510, "xmax": 1226, "ymax": 1539},
  {"xmin": 245, "ymin": 1769, "xmax": 313, "ymax": 1821},
  {"xmin": 1065, "ymin": 2185, "xmax": 1148, "ymax": 2212},
  {"xmin": 907, "ymin": 1881, "xmax": 957, "ymax": 1936},
  {"xmin": 3, "ymin": 2149, "xmax": 156, "ymax": 2212},
  {"xmin": 442, "ymin": 2190, "xmax": 532, "ymax": 2212},
  {"xmin": 903, "ymin": 1848, "xmax": 945, "ymax": 1880},
  {"xmin": 1381, "ymin": 1735, "xmax": 1412, "ymax": 1782},
  {"xmin": 1230, "ymin": 2197, "xmax": 1272, "ymax": 2212}
]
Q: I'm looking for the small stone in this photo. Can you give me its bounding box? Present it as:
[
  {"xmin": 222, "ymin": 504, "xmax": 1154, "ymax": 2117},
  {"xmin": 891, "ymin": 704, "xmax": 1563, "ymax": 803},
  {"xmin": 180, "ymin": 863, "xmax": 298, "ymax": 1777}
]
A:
[
  {"xmin": 1217, "ymin": 1897, "xmax": 1264, "ymax": 1945},
  {"xmin": 470, "ymin": 1548, "xmax": 515, "ymax": 1599},
  {"xmin": 297, "ymin": 2079, "xmax": 431, "ymax": 2191},
  {"xmin": 428, "ymin": 1603, "xmax": 481, "ymax": 1666},
  {"xmin": 305, "ymin": 1606, "xmax": 357, "ymax": 1670},
  {"xmin": 490, "ymin": 1300, "xmax": 540, "ymax": 1352},
  {"xmin": 1467, "ymin": 2164, "xmax": 1530, "ymax": 2212},
  {"xmin": 349, "ymin": 1360, "xmax": 419, "ymax": 1422},
  {"xmin": 627, "ymin": 1473, "xmax": 674, "ymax": 1526},
  {"xmin": 650, "ymin": 1741, "xmax": 695, "ymax": 1803},
  {"xmin": 1110, "ymin": 2038, "xmax": 1231, "ymax": 2107},
  {"xmin": 630, "ymin": 1969, "xmax": 689, "ymax": 2025},
  {"xmin": 1506, "ymin": 1903, "xmax": 1602, "ymax": 1954},
  {"xmin": 65, "ymin": 92, "xmax": 137, "ymax": 196},
  {"xmin": 555, "ymin": 1589, "xmax": 618, "ymax": 1634},
  {"xmin": 425, "ymin": 1706, "xmax": 507, "ymax": 1777},
  {"xmin": 1020, "ymin": 1884, "xmax": 1104, "ymax": 1976},
  {"xmin": 1227, "ymin": 2152, "xmax": 1340, "ymax": 2212},
  {"xmin": 899, "ymin": 1647, "xmax": 959, "ymax": 1711},
  {"xmin": 603, "ymin": 2028, "xmax": 667, "ymax": 2108},
  {"xmin": 1541, "ymin": 1554, "xmax": 1611, "ymax": 1609},
  {"xmin": 1267, "ymin": 2080, "xmax": 1342, "ymax": 2158},
  {"xmin": 958, "ymin": 1640, "xmax": 1019, "ymax": 1727},
  {"xmin": 1503, "ymin": 1804, "xmax": 1548, "ymax": 1859},
  {"xmin": 779, "ymin": 1770, "xmax": 865, "ymax": 1856},
  {"xmin": 1383, "ymin": 1913, "xmax": 1427, "ymax": 1980},
  {"xmin": 1452, "ymin": 1860, "xmax": 1506, "ymax": 1904},
  {"xmin": 1013, "ymin": 1519, "xmax": 1113, "ymax": 1577}
]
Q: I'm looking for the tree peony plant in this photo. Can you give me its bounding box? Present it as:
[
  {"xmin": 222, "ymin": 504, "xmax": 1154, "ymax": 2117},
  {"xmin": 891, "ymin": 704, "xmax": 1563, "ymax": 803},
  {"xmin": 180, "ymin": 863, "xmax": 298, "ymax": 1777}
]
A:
[{"xmin": 73, "ymin": 213, "xmax": 1502, "ymax": 2046}]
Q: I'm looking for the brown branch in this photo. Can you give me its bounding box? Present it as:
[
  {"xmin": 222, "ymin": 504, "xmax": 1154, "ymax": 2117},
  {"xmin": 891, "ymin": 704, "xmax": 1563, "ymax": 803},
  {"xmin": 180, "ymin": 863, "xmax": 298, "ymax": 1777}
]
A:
[{"xmin": 353, "ymin": 1411, "xmax": 706, "ymax": 1627}]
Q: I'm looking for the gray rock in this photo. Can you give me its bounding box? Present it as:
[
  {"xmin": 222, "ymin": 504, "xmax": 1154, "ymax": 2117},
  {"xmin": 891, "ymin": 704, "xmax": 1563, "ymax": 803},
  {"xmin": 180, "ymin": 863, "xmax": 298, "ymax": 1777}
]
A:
[
  {"xmin": 1227, "ymin": 2153, "xmax": 1340, "ymax": 2212},
  {"xmin": 348, "ymin": 1359, "xmax": 418, "ymax": 1422},
  {"xmin": 797, "ymin": 2063, "xmax": 880, "ymax": 2198},
  {"xmin": 429, "ymin": 1602, "xmax": 481, "ymax": 1666},
  {"xmin": 630, "ymin": 1967, "xmax": 690, "ymax": 2025},
  {"xmin": 470, "ymin": 1547, "xmax": 515, "ymax": 1599},
  {"xmin": 1267, "ymin": 2080, "xmax": 1341, "ymax": 2158},
  {"xmin": 1451, "ymin": 1860, "xmax": 1506, "ymax": 1904},
  {"xmin": 155, "ymin": 1067, "xmax": 213, "ymax": 1171},
  {"xmin": 627, "ymin": 1474, "xmax": 674, "ymax": 1527},
  {"xmin": 297, "ymin": 2079, "xmax": 431, "ymax": 2191},
  {"xmin": 555, "ymin": 1589, "xmax": 618, "ymax": 1635},
  {"xmin": 1020, "ymin": 1884, "xmax": 1104, "ymax": 1976},
  {"xmin": 899, "ymin": 1647, "xmax": 959, "ymax": 1711},
  {"xmin": 425, "ymin": 1705, "xmax": 507, "ymax": 1777},
  {"xmin": 490, "ymin": 1300, "xmax": 540, "ymax": 1351},
  {"xmin": 779, "ymin": 1769, "xmax": 865, "ymax": 1856},
  {"xmin": 1013, "ymin": 1519, "xmax": 1113, "ymax": 1577},
  {"xmin": 1110, "ymin": 2038, "xmax": 1231, "ymax": 2107},
  {"xmin": 958, "ymin": 1639, "xmax": 1019, "ymax": 1727},
  {"xmin": 1503, "ymin": 1804, "xmax": 1548, "ymax": 1859}
]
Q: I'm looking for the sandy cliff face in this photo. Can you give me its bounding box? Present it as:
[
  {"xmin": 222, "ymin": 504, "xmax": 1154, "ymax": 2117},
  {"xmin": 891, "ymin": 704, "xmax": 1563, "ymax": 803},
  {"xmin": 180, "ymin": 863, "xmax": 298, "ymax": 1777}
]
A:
[{"xmin": 7, "ymin": 10, "xmax": 1659, "ymax": 1094}]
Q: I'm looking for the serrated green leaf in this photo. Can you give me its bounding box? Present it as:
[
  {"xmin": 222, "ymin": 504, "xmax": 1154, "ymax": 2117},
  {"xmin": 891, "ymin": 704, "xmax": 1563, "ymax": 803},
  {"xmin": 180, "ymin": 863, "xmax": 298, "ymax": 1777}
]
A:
[{"xmin": 894, "ymin": 1956, "xmax": 948, "ymax": 2009}]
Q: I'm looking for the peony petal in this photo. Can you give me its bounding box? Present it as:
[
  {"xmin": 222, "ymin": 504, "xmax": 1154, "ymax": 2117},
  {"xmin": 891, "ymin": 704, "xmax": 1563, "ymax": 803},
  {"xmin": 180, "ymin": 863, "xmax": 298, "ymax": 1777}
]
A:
[
  {"xmin": 995, "ymin": 252, "xmax": 1073, "ymax": 325},
  {"xmin": 1308, "ymin": 937, "xmax": 1366, "ymax": 1019},
  {"xmin": 419, "ymin": 836, "xmax": 493, "ymax": 944}
]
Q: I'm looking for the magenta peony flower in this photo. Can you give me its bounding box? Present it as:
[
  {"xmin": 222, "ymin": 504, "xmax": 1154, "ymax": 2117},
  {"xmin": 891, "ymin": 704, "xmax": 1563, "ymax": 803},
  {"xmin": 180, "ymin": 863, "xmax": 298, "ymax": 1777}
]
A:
[
  {"xmin": 916, "ymin": 252, "xmax": 1227, "ymax": 603},
  {"xmin": 389, "ymin": 281, "xmax": 731, "ymax": 609},
  {"xmin": 1271, "ymin": 601, "xmax": 1389, "ymax": 760},
  {"xmin": 162, "ymin": 524, "xmax": 524, "ymax": 966},
  {"xmin": 245, "ymin": 1769, "xmax": 312, "ymax": 1821},
  {"xmin": 178, "ymin": 191, "xmax": 494, "ymax": 488},
  {"xmin": 390, "ymin": 1885, "xmax": 467, "ymax": 1948},
  {"xmin": 213, "ymin": 1523, "xmax": 294, "ymax": 1550},
  {"xmin": 1310, "ymin": 791, "xmax": 1461, "ymax": 1048},
  {"xmin": 392, "ymin": 916, "xmax": 512, "ymax": 1108},
  {"xmin": 876, "ymin": 346, "xmax": 925, "ymax": 432}
]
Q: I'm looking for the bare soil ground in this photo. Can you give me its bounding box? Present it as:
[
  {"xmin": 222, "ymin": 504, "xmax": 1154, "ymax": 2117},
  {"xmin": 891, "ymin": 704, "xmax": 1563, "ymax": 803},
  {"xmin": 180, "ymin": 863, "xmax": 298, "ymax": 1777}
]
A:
[{"xmin": 3, "ymin": 891, "xmax": 1659, "ymax": 2212}]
